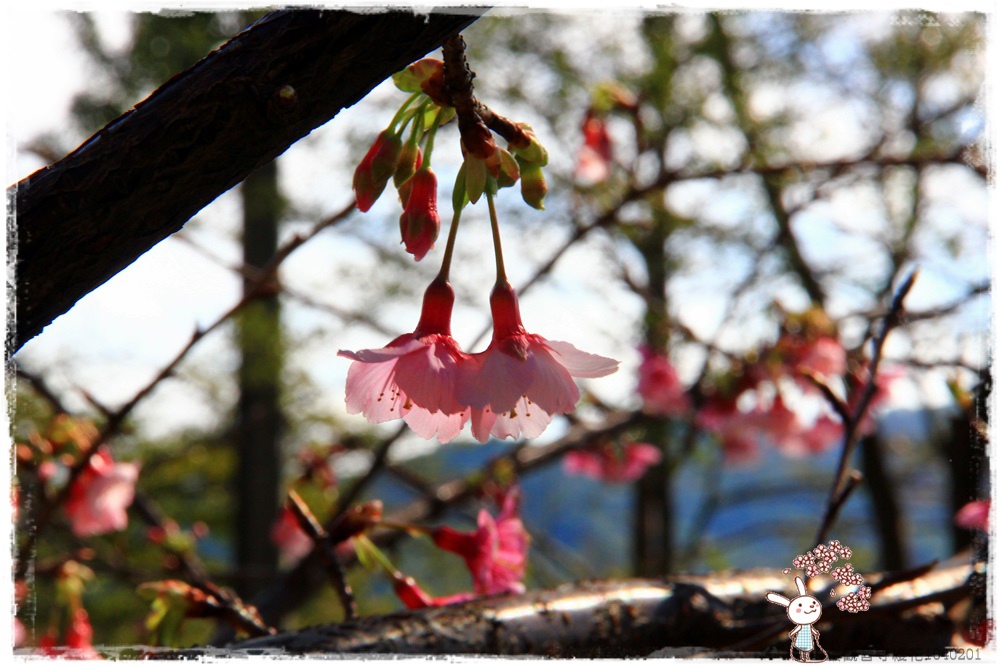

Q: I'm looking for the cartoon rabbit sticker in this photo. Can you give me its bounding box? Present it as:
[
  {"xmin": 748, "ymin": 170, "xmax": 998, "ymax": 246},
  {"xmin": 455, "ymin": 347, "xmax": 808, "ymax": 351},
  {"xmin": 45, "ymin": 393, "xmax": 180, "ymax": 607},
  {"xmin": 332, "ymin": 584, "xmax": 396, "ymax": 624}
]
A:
[{"xmin": 766, "ymin": 576, "xmax": 828, "ymax": 662}]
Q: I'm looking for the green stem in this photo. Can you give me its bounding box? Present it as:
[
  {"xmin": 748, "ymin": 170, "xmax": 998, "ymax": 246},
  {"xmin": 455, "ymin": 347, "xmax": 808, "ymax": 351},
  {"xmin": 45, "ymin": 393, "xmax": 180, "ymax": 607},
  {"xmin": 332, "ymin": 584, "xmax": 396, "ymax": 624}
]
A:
[
  {"xmin": 422, "ymin": 107, "xmax": 445, "ymax": 168},
  {"xmin": 486, "ymin": 193, "xmax": 507, "ymax": 284},
  {"xmin": 438, "ymin": 207, "xmax": 463, "ymax": 281},
  {"xmin": 355, "ymin": 535, "xmax": 399, "ymax": 577},
  {"xmin": 388, "ymin": 92, "xmax": 422, "ymax": 132}
]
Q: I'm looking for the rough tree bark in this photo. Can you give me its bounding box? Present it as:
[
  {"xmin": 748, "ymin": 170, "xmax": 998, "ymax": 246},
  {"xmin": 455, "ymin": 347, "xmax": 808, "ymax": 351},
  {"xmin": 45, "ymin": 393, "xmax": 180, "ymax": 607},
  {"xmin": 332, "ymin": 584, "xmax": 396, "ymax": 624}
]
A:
[
  {"xmin": 169, "ymin": 557, "xmax": 977, "ymax": 658},
  {"xmin": 8, "ymin": 8, "xmax": 483, "ymax": 354}
]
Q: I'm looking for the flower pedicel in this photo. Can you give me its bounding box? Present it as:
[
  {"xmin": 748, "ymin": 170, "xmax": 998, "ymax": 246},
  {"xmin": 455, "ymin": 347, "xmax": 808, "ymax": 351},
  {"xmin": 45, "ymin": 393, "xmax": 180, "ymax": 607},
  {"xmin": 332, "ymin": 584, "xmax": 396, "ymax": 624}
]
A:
[{"xmin": 340, "ymin": 57, "xmax": 617, "ymax": 443}]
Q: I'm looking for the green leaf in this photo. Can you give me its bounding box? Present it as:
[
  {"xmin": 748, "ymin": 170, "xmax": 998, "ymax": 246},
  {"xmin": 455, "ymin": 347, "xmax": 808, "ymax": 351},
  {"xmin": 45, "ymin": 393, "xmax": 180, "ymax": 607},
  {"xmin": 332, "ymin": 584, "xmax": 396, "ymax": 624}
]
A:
[
  {"xmin": 453, "ymin": 163, "xmax": 469, "ymax": 211},
  {"xmin": 392, "ymin": 69, "xmax": 422, "ymax": 93},
  {"xmin": 465, "ymin": 155, "xmax": 487, "ymax": 204}
]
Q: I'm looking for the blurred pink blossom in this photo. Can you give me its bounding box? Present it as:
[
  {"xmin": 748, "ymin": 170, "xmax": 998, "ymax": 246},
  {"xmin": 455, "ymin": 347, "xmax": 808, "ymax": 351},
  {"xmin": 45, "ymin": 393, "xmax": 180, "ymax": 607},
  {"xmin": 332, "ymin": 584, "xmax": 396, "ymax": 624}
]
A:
[
  {"xmin": 955, "ymin": 500, "xmax": 990, "ymax": 531},
  {"xmin": 794, "ymin": 336, "xmax": 847, "ymax": 379},
  {"xmin": 432, "ymin": 487, "xmax": 530, "ymax": 595},
  {"xmin": 574, "ymin": 109, "xmax": 613, "ymax": 184},
  {"xmin": 753, "ymin": 397, "xmax": 842, "ymax": 456},
  {"xmin": 38, "ymin": 608, "xmax": 101, "ymax": 659},
  {"xmin": 637, "ymin": 346, "xmax": 690, "ymax": 417},
  {"xmin": 563, "ymin": 441, "xmax": 662, "ymax": 483},
  {"xmin": 270, "ymin": 507, "xmax": 314, "ymax": 565},
  {"xmin": 696, "ymin": 399, "xmax": 760, "ymax": 463},
  {"xmin": 65, "ymin": 447, "xmax": 139, "ymax": 538}
]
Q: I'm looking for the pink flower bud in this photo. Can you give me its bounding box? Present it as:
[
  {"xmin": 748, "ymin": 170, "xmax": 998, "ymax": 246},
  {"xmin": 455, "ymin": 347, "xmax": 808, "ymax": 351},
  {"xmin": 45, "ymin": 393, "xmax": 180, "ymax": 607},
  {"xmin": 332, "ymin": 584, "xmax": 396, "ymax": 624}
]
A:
[
  {"xmin": 353, "ymin": 129, "xmax": 403, "ymax": 212},
  {"xmin": 398, "ymin": 167, "xmax": 440, "ymax": 261}
]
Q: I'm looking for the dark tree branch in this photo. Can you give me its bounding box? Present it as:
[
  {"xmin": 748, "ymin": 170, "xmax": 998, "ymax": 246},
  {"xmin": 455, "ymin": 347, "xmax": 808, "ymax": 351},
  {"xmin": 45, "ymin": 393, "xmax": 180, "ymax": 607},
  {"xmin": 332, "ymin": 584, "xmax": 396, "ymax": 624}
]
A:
[{"xmin": 9, "ymin": 8, "xmax": 483, "ymax": 353}]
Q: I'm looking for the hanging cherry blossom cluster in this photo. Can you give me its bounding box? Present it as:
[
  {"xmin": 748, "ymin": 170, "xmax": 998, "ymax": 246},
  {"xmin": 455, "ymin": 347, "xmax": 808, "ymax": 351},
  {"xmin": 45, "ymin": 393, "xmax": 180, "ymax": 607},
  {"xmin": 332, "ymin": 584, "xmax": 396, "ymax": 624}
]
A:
[{"xmin": 341, "ymin": 57, "xmax": 619, "ymax": 444}]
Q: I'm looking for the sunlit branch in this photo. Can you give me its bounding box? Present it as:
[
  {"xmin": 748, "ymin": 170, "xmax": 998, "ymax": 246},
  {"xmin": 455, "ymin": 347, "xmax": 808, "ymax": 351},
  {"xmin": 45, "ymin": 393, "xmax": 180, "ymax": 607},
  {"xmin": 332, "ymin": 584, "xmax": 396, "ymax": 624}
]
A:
[{"xmin": 182, "ymin": 557, "xmax": 975, "ymax": 657}]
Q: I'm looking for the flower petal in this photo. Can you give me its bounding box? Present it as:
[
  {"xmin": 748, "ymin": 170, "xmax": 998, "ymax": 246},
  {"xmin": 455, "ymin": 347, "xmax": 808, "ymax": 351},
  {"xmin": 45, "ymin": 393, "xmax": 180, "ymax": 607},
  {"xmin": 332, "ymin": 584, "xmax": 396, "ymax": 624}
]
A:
[
  {"xmin": 462, "ymin": 347, "xmax": 535, "ymax": 413},
  {"xmin": 489, "ymin": 397, "xmax": 554, "ymax": 441},
  {"xmin": 524, "ymin": 345, "xmax": 579, "ymax": 415},
  {"xmin": 545, "ymin": 340, "xmax": 619, "ymax": 378},
  {"xmin": 404, "ymin": 407, "xmax": 469, "ymax": 443},
  {"xmin": 344, "ymin": 359, "xmax": 408, "ymax": 422},
  {"xmin": 337, "ymin": 335, "xmax": 422, "ymax": 363},
  {"xmin": 394, "ymin": 338, "xmax": 465, "ymax": 414}
]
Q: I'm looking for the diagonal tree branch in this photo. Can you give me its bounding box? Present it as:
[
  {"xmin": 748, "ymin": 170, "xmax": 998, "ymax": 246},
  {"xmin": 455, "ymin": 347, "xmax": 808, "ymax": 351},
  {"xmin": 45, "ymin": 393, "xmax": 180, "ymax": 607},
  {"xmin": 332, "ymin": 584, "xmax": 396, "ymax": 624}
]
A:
[{"xmin": 8, "ymin": 8, "xmax": 484, "ymax": 353}]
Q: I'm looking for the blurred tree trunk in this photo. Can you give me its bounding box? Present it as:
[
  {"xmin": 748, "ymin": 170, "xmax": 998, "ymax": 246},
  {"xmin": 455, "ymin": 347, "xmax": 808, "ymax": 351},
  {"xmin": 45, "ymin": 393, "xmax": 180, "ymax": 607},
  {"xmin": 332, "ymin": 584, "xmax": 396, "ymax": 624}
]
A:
[
  {"xmin": 860, "ymin": 434, "xmax": 907, "ymax": 570},
  {"xmin": 634, "ymin": 214, "xmax": 675, "ymax": 576},
  {"xmin": 234, "ymin": 161, "xmax": 284, "ymax": 597}
]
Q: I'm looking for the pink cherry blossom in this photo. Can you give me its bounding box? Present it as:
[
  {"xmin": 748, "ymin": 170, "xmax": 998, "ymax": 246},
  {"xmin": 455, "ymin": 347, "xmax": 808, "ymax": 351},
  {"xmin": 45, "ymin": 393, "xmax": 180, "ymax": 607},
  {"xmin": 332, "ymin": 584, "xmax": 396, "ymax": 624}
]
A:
[
  {"xmin": 432, "ymin": 487, "xmax": 530, "ymax": 596},
  {"xmin": 457, "ymin": 282, "xmax": 618, "ymax": 442},
  {"xmin": 637, "ymin": 346, "xmax": 691, "ymax": 417},
  {"xmin": 65, "ymin": 446, "xmax": 140, "ymax": 538},
  {"xmin": 339, "ymin": 277, "xmax": 471, "ymax": 442},
  {"xmin": 563, "ymin": 441, "xmax": 662, "ymax": 483},
  {"xmin": 955, "ymin": 500, "xmax": 990, "ymax": 531}
]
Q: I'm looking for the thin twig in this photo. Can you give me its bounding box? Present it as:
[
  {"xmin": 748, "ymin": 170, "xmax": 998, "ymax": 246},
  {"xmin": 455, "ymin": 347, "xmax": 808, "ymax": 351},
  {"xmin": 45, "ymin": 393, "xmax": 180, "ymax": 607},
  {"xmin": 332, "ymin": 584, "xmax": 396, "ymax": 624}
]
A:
[
  {"xmin": 812, "ymin": 270, "xmax": 918, "ymax": 547},
  {"xmin": 286, "ymin": 491, "xmax": 358, "ymax": 620},
  {"xmin": 332, "ymin": 424, "xmax": 407, "ymax": 520}
]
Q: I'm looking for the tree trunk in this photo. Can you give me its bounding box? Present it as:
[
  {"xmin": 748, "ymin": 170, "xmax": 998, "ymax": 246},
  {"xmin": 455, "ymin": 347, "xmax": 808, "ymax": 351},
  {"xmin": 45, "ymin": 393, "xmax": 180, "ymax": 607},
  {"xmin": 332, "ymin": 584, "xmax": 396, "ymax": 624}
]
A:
[
  {"xmin": 234, "ymin": 160, "xmax": 284, "ymax": 597},
  {"xmin": 861, "ymin": 434, "xmax": 907, "ymax": 570},
  {"xmin": 634, "ymin": 215, "xmax": 674, "ymax": 575},
  {"xmin": 9, "ymin": 8, "xmax": 482, "ymax": 353}
]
